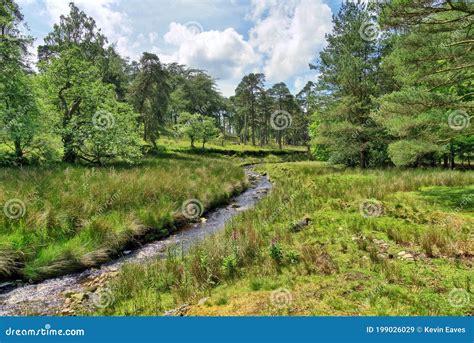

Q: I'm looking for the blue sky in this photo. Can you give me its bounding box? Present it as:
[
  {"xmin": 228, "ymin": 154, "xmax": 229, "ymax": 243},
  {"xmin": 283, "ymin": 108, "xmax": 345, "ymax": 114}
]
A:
[{"xmin": 17, "ymin": 0, "xmax": 343, "ymax": 96}]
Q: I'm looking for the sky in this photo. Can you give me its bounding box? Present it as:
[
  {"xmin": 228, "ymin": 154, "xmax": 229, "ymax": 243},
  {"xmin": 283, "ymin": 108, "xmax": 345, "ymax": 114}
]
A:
[{"xmin": 17, "ymin": 0, "xmax": 344, "ymax": 96}]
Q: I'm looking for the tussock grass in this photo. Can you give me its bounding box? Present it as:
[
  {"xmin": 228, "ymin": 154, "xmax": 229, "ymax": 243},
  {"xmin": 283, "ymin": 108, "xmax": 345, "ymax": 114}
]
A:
[
  {"xmin": 0, "ymin": 154, "xmax": 245, "ymax": 281},
  {"xmin": 93, "ymin": 162, "xmax": 473, "ymax": 316}
]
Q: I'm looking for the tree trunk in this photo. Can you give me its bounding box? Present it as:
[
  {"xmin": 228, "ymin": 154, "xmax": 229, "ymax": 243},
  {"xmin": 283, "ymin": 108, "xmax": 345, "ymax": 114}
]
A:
[
  {"xmin": 191, "ymin": 136, "xmax": 195, "ymax": 148},
  {"xmin": 62, "ymin": 133, "xmax": 77, "ymax": 163},
  {"xmin": 14, "ymin": 139, "xmax": 23, "ymax": 160},
  {"xmin": 360, "ymin": 150, "xmax": 366, "ymax": 169},
  {"xmin": 449, "ymin": 143, "xmax": 455, "ymax": 170}
]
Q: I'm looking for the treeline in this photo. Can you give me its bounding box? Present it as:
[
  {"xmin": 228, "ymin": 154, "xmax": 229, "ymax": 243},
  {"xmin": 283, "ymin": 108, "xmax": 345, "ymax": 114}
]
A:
[
  {"xmin": 309, "ymin": 0, "xmax": 473, "ymax": 168},
  {"xmin": 0, "ymin": 1, "xmax": 310, "ymax": 167}
]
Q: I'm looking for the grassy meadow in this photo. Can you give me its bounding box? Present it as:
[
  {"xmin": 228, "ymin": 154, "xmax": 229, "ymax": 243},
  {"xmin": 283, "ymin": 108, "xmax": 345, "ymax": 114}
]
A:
[
  {"xmin": 88, "ymin": 161, "xmax": 473, "ymax": 316},
  {"xmin": 0, "ymin": 153, "xmax": 246, "ymax": 281}
]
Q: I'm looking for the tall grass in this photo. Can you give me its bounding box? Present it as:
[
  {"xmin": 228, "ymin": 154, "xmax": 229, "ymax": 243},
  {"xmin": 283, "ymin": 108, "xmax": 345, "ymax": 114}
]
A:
[
  {"xmin": 93, "ymin": 162, "xmax": 473, "ymax": 316},
  {"xmin": 0, "ymin": 154, "xmax": 245, "ymax": 280}
]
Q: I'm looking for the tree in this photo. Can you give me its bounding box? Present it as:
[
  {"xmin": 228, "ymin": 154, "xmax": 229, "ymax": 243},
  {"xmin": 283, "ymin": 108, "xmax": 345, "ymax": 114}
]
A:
[
  {"xmin": 268, "ymin": 82, "xmax": 295, "ymax": 149},
  {"xmin": 235, "ymin": 73, "xmax": 265, "ymax": 145},
  {"xmin": 175, "ymin": 112, "xmax": 219, "ymax": 149},
  {"xmin": 375, "ymin": 0, "xmax": 474, "ymax": 167},
  {"xmin": 128, "ymin": 53, "xmax": 170, "ymax": 148},
  {"xmin": 176, "ymin": 112, "xmax": 202, "ymax": 148},
  {"xmin": 296, "ymin": 82, "xmax": 318, "ymax": 151},
  {"xmin": 0, "ymin": 0, "xmax": 41, "ymax": 163},
  {"xmin": 310, "ymin": 2, "xmax": 389, "ymax": 167},
  {"xmin": 38, "ymin": 3, "xmax": 128, "ymax": 99},
  {"xmin": 76, "ymin": 100, "xmax": 142, "ymax": 165},
  {"xmin": 200, "ymin": 116, "xmax": 219, "ymax": 148},
  {"xmin": 38, "ymin": 2, "xmax": 106, "ymax": 63},
  {"xmin": 39, "ymin": 47, "xmax": 141, "ymax": 164}
]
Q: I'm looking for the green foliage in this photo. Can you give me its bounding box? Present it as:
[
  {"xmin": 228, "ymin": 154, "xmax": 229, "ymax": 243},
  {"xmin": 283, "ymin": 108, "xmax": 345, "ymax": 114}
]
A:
[
  {"xmin": 376, "ymin": 1, "xmax": 474, "ymax": 167},
  {"xmin": 0, "ymin": 154, "xmax": 245, "ymax": 280},
  {"xmin": 78, "ymin": 100, "xmax": 142, "ymax": 165},
  {"xmin": 269, "ymin": 242, "xmax": 284, "ymax": 265},
  {"xmin": 91, "ymin": 160, "xmax": 473, "ymax": 316},
  {"xmin": 128, "ymin": 53, "xmax": 170, "ymax": 147},
  {"xmin": 0, "ymin": 0, "xmax": 42, "ymax": 163},
  {"xmin": 310, "ymin": 2, "xmax": 390, "ymax": 167},
  {"xmin": 388, "ymin": 140, "xmax": 443, "ymax": 167},
  {"xmin": 222, "ymin": 254, "xmax": 239, "ymax": 278},
  {"xmin": 175, "ymin": 112, "xmax": 219, "ymax": 148},
  {"xmin": 39, "ymin": 47, "xmax": 142, "ymax": 164}
]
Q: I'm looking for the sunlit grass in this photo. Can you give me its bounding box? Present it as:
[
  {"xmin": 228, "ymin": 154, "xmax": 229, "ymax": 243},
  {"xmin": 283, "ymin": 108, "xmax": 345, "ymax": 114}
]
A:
[
  {"xmin": 0, "ymin": 153, "xmax": 245, "ymax": 280},
  {"xmin": 93, "ymin": 162, "xmax": 473, "ymax": 316}
]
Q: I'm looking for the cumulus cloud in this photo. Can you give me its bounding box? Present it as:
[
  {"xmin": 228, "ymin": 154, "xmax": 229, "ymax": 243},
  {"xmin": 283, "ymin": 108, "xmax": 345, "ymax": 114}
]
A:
[
  {"xmin": 43, "ymin": 0, "xmax": 135, "ymax": 58},
  {"xmin": 162, "ymin": 22, "xmax": 258, "ymax": 80},
  {"xmin": 293, "ymin": 72, "xmax": 320, "ymax": 92},
  {"xmin": 248, "ymin": 0, "xmax": 332, "ymax": 83},
  {"xmin": 27, "ymin": 0, "xmax": 334, "ymax": 95}
]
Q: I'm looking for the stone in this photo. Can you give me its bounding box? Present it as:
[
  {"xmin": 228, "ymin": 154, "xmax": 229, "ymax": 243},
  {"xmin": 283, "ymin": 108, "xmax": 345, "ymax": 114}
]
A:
[
  {"xmin": 163, "ymin": 304, "xmax": 190, "ymax": 316},
  {"xmin": 123, "ymin": 250, "xmax": 132, "ymax": 255},
  {"xmin": 198, "ymin": 297, "xmax": 209, "ymax": 306},
  {"xmin": 71, "ymin": 292, "xmax": 87, "ymax": 302}
]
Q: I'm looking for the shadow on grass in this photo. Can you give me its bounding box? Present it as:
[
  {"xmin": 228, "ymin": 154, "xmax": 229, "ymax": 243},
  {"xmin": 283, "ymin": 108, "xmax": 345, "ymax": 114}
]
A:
[{"xmin": 419, "ymin": 185, "xmax": 474, "ymax": 211}]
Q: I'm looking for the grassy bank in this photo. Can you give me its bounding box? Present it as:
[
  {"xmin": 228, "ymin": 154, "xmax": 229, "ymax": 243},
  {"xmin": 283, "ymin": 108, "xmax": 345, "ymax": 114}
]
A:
[
  {"xmin": 0, "ymin": 153, "xmax": 245, "ymax": 281},
  {"xmin": 91, "ymin": 162, "xmax": 473, "ymax": 316}
]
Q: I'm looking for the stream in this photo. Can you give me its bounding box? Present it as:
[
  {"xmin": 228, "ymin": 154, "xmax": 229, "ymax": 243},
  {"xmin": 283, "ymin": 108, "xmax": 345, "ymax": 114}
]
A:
[{"xmin": 0, "ymin": 168, "xmax": 271, "ymax": 316}]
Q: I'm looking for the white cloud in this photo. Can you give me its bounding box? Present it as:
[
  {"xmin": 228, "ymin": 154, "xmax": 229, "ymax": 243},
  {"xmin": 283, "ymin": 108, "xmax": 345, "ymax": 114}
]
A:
[
  {"xmin": 293, "ymin": 72, "xmax": 320, "ymax": 92},
  {"xmin": 248, "ymin": 0, "xmax": 332, "ymax": 83},
  {"xmin": 162, "ymin": 22, "xmax": 258, "ymax": 80},
  {"xmin": 26, "ymin": 0, "xmax": 334, "ymax": 95},
  {"xmin": 43, "ymin": 0, "xmax": 133, "ymax": 58}
]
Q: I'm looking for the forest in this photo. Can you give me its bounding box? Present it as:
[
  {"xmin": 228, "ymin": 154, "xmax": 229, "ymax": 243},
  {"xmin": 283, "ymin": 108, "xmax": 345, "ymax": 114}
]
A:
[{"xmin": 0, "ymin": 0, "xmax": 473, "ymax": 317}]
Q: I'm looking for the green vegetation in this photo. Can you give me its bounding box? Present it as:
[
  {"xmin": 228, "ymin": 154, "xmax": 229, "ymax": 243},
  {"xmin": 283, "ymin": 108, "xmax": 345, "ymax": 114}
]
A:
[
  {"xmin": 89, "ymin": 162, "xmax": 473, "ymax": 316},
  {"xmin": 0, "ymin": 154, "xmax": 245, "ymax": 281},
  {"xmin": 0, "ymin": 0, "xmax": 472, "ymax": 318}
]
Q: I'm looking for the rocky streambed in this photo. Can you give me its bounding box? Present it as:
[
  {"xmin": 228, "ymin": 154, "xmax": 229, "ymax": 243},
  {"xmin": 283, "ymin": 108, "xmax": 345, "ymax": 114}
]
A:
[{"xmin": 0, "ymin": 168, "xmax": 271, "ymax": 316}]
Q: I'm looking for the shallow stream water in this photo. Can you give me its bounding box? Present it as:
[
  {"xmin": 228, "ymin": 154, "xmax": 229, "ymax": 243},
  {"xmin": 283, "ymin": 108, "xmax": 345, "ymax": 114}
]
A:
[{"xmin": 0, "ymin": 168, "xmax": 271, "ymax": 316}]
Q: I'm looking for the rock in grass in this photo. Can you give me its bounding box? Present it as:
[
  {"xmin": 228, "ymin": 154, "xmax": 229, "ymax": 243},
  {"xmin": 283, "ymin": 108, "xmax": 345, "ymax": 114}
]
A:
[
  {"xmin": 198, "ymin": 297, "xmax": 210, "ymax": 306},
  {"xmin": 163, "ymin": 304, "xmax": 190, "ymax": 316},
  {"xmin": 288, "ymin": 215, "xmax": 312, "ymax": 232}
]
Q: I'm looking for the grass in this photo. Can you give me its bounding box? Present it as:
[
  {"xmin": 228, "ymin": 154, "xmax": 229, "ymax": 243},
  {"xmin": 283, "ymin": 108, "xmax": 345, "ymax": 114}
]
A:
[
  {"xmin": 0, "ymin": 153, "xmax": 246, "ymax": 281},
  {"xmin": 89, "ymin": 162, "xmax": 474, "ymax": 316}
]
